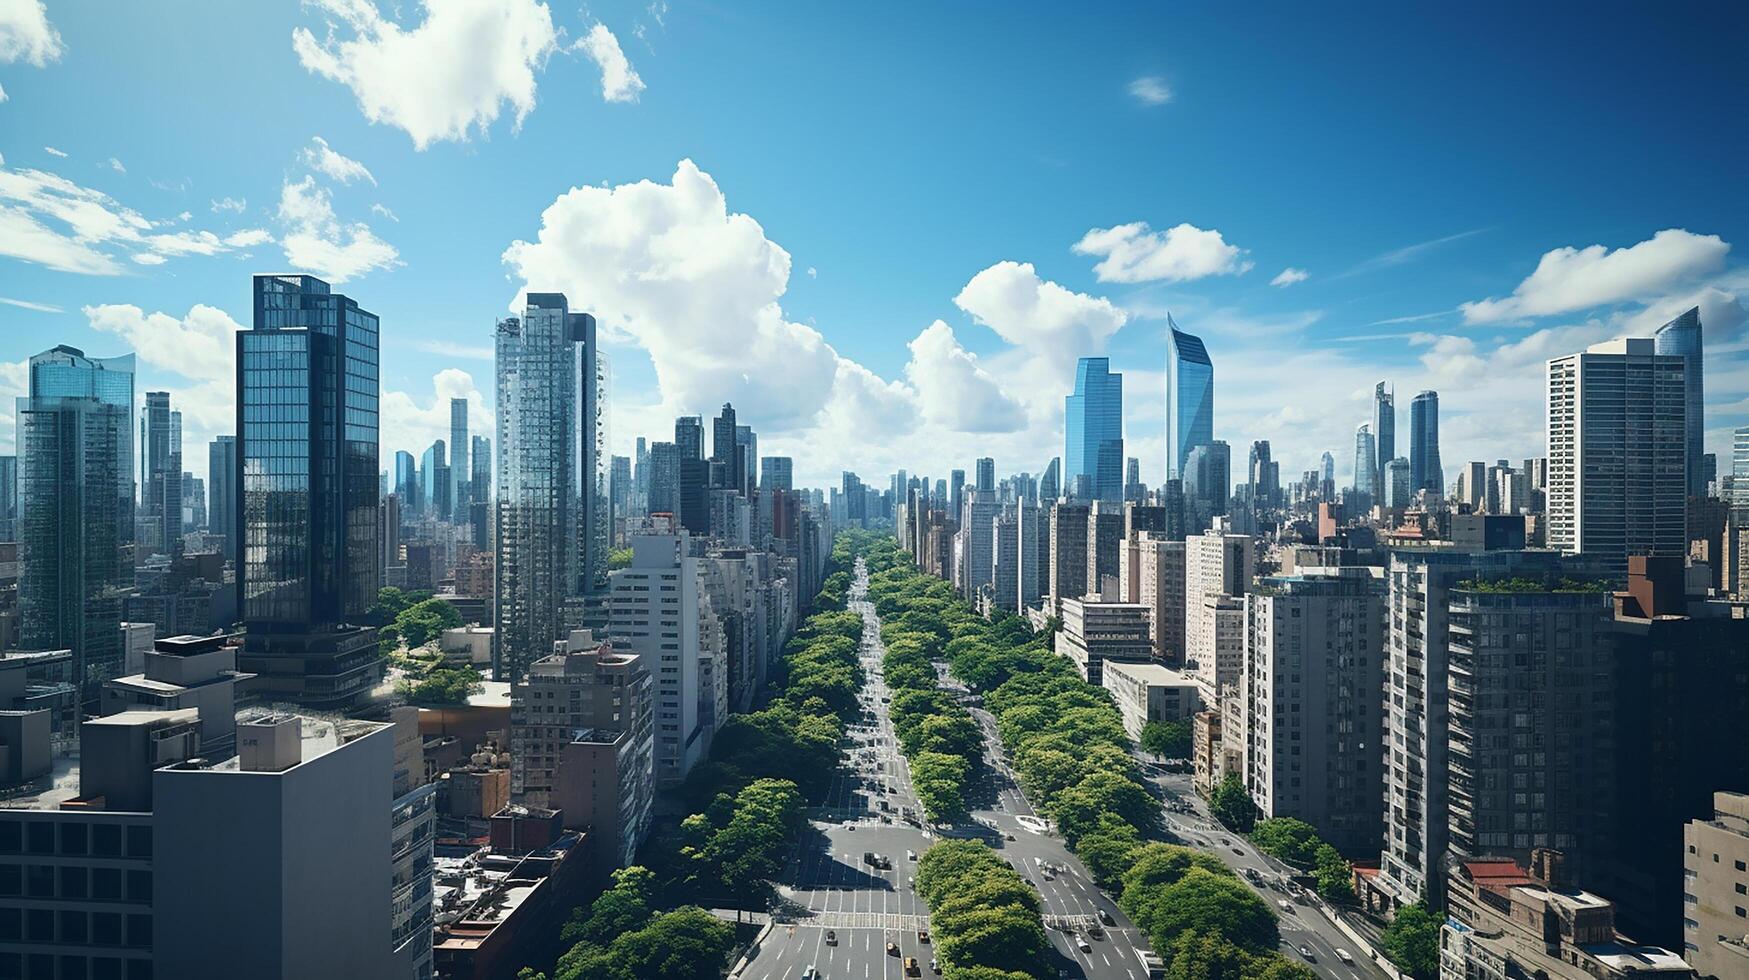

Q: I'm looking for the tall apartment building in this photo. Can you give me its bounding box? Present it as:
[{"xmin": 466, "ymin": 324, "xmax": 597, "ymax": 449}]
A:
[
  {"xmin": 1377, "ymin": 530, "xmax": 1565, "ymax": 909},
  {"xmin": 1016, "ymin": 500, "xmax": 1047, "ymax": 612},
  {"xmin": 509, "ymin": 629, "xmax": 654, "ymax": 869},
  {"xmin": 960, "ymin": 493, "xmax": 998, "ymax": 600},
  {"xmin": 1446, "ymin": 580, "xmax": 1613, "ymax": 877},
  {"xmin": 1240, "ymin": 567, "xmax": 1385, "ymax": 856},
  {"xmin": 1047, "ymin": 502, "xmax": 1091, "ymax": 608},
  {"xmin": 607, "ymin": 532, "xmax": 726, "ymax": 787},
  {"xmin": 1684, "ymin": 792, "xmax": 1749, "ymax": 978},
  {"xmin": 991, "ymin": 508, "xmax": 1019, "ymax": 613},
  {"xmin": 494, "ymin": 293, "xmax": 607, "ymax": 683},
  {"xmin": 17, "ymin": 346, "xmax": 134, "ymax": 707},
  {"xmin": 1137, "ymin": 535, "xmax": 1186, "ymax": 664},
  {"xmin": 236, "ymin": 275, "xmax": 382, "ymax": 709},
  {"xmin": 0, "ymin": 709, "xmax": 433, "ymax": 980},
  {"xmin": 1086, "ymin": 500, "xmax": 1125, "ymax": 600},
  {"xmin": 1185, "ymin": 524, "xmax": 1253, "ymax": 704},
  {"xmin": 1547, "ymin": 337, "xmax": 1687, "ymax": 574}
]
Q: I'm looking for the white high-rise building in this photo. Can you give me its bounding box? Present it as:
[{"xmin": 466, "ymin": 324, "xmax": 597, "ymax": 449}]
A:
[
  {"xmin": 1546, "ymin": 337, "xmax": 1687, "ymax": 573},
  {"xmin": 1185, "ymin": 523, "xmax": 1253, "ymax": 704},
  {"xmin": 1135, "ymin": 535, "xmax": 1186, "ymax": 664},
  {"xmin": 607, "ymin": 532, "xmax": 726, "ymax": 787}
]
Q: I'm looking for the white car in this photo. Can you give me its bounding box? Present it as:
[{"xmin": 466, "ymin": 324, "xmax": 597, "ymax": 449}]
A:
[
  {"xmin": 1335, "ymin": 949, "xmax": 1355, "ymax": 964},
  {"xmin": 906, "ymin": 849, "xmax": 917, "ymax": 861},
  {"xmin": 1075, "ymin": 937, "xmax": 1091, "ymax": 953}
]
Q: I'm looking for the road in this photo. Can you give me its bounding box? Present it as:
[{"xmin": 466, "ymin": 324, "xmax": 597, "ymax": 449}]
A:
[{"xmin": 1136, "ymin": 764, "xmax": 1390, "ymax": 980}]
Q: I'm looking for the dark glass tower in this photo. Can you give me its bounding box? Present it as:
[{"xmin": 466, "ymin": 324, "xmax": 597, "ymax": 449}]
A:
[
  {"xmin": 17, "ymin": 345, "xmax": 134, "ymax": 706},
  {"xmin": 208, "ymin": 434, "xmax": 237, "ymax": 564},
  {"xmin": 1409, "ymin": 390, "xmax": 1443, "ymax": 496},
  {"xmin": 1373, "ymin": 381, "xmax": 1395, "ymax": 495},
  {"xmin": 236, "ymin": 274, "xmax": 382, "ymax": 709},
  {"xmin": 1065, "ymin": 356, "xmax": 1124, "ymax": 502},
  {"xmin": 1165, "ymin": 315, "xmax": 1213, "ymax": 482},
  {"xmin": 1653, "ymin": 307, "xmax": 1704, "ymax": 496},
  {"xmin": 142, "ymin": 390, "xmax": 182, "ymax": 557}
]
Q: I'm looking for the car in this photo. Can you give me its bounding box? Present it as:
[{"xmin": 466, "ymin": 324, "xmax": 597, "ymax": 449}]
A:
[
  {"xmin": 1297, "ymin": 944, "xmax": 1314, "ymax": 961},
  {"xmin": 802, "ymin": 968, "xmax": 821, "ymax": 980},
  {"xmin": 907, "ymin": 875, "xmax": 915, "ymax": 888},
  {"xmin": 1231, "ymin": 847, "xmax": 1244, "ymax": 856},
  {"xmin": 825, "ymin": 930, "xmax": 837, "ymax": 946},
  {"xmin": 903, "ymin": 958, "xmax": 921, "ymax": 977},
  {"xmin": 1042, "ymin": 871, "xmax": 1055, "ymax": 881},
  {"xmin": 886, "ymin": 941, "xmax": 899, "ymax": 956},
  {"xmin": 918, "ymin": 929, "xmax": 930, "ymax": 943},
  {"xmin": 1075, "ymin": 937, "xmax": 1091, "ymax": 953},
  {"xmin": 1087, "ymin": 926, "xmax": 1104, "ymax": 940},
  {"xmin": 1003, "ymin": 832, "xmax": 1016, "ymax": 841},
  {"xmin": 1335, "ymin": 949, "xmax": 1355, "ymax": 964},
  {"xmin": 930, "ymin": 958, "xmax": 939, "ymax": 974},
  {"xmin": 844, "ymin": 822, "xmax": 855, "ymax": 831},
  {"xmin": 1277, "ymin": 899, "xmax": 1294, "ymax": 912},
  {"xmin": 906, "ymin": 849, "xmax": 917, "ymax": 861},
  {"xmin": 1098, "ymin": 909, "xmax": 1115, "ymax": 926}
]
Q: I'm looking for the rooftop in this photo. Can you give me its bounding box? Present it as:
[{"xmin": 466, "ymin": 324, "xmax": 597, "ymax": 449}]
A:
[{"xmin": 1102, "ymin": 661, "xmax": 1198, "ymax": 686}]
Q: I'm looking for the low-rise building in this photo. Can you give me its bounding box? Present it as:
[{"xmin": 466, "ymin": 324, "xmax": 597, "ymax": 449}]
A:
[
  {"xmin": 431, "ymin": 807, "xmax": 593, "ymax": 980},
  {"xmin": 1057, "ymin": 598, "xmax": 1151, "ymax": 686},
  {"xmin": 1683, "ymin": 792, "xmax": 1749, "ymax": 978},
  {"xmin": 1101, "ymin": 660, "xmax": 1199, "ymax": 741},
  {"xmin": 100, "ymin": 633, "xmax": 253, "ymax": 755}
]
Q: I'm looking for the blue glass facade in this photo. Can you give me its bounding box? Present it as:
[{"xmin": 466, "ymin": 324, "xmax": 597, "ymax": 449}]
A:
[
  {"xmin": 1166, "ymin": 318, "xmax": 1213, "ymax": 481},
  {"xmin": 1065, "ymin": 357, "xmax": 1124, "ymax": 502},
  {"xmin": 1373, "ymin": 382, "xmax": 1395, "ymax": 494},
  {"xmin": 1410, "ymin": 390, "xmax": 1443, "ymax": 495},
  {"xmin": 1653, "ymin": 306, "xmax": 1704, "ymax": 496}
]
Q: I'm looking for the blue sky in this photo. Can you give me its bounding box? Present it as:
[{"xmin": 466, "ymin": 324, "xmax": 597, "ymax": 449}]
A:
[{"xmin": 2, "ymin": 1, "xmax": 1746, "ymax": 489}]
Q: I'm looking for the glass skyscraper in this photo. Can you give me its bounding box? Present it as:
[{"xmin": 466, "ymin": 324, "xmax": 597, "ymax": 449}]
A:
[
  {"xmin": 237, "ymin": 274, "xmax": 382, "ymax": 708},
  {"xmin": 208, "ymin": 434, "xmax": 237, "ymax": 564},
  {"xmin": 1409, "ymin": 389, "xmax": 1443, "ymax": 496},
  {"xmin": 1065, "ymin": 356, "xmax": 1124, "ymax": 502},
  {"xmin": 450, "ymin": 396, "xmax": 469, "ymax": 521},
  {"xmin": 1165, "ymin": 316, "xmax": 1214, "ymax": 481},
  {"xmin": 1653, "ymin": 306, "xmax": 1704, "ymax": 496},
  {"xmin": 494, "ymin": 293, "xmax": 607, "ymax": 682},
  {"xmin": 1352, "ymin": 424, "xmax": 1377, "ymax": 499},
  {"xmin": 18, "ymin": 346, "xmax": 135, "ymax": 706},
  {"xmin": 1373, "ymin": 381, "xmax": 1395, "ymax": 495},
  {"xmin": 141, "ymin": 390, "xmax": 182, "ymax": 557}
]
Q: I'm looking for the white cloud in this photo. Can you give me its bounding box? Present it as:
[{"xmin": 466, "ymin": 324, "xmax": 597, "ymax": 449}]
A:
[
  {"xmin": 0, "ymin": 82, "xmax": 7, "ymax": 103},
  {"xmin": 503, "ymin": 159, "xmax": 851, "ymax": 430},
  {"xmin": 576, "ymin": 23, "xmax": 644, "ymax": 103},
  {"xmin": 414, "ymin": 339, "xmax": 493, "ymax": 360},
  {"xmin": 42, "ymin": 145, "xmax": 66, "ymax": 158},
  {"xmin": 371, "ymin": 202, "xmax": 399, "ymax": 222},
  {"xmin": 1270, "ymin": 267, "xmax": 1309, "ymax": 288},
  {"xmin": 107, "ymin": 157, "xmax": 125, "ymax": 174},
  {"xmin": 84, "ymin": 303, "xmax": 241, "ymax": 383},
  {"xmin": 0, "ymin": 296, "xmax": 60, "ymax": 313},
  {"xmin": 903, "ymin": 320, "xmax": 1025, "ymax": 433},
  {"xmin": 1128, "ymin": 76, "xmax": 1172, "ymax": 106},
  {"xmin": 1073, "ymin": 221, "xmax": 1252, "ymax": 284},
  {"xmin": 276, "ymin": 175, "xmax": 400, "ymax": 283},
  {"xmin": 211, "ymin": 196, "xmax": 246, "ymax": 213},
  {"xmin": 292, "ymin": 0, "xmax": 561, "ymax": 150},
  {"xmin": 224, "ymin": 228, "xmax": 273, "ymax": 248},
  {"xmin": 953, "ymin": 260, "xmax": 1128, "ymax": 354},
  {"xmin": 0, "ymin": 163, "xmax": 271, "ymax": 274},
  {"xmin": 381, "ymin": 368, "xmax": 493, "ymax": 458},
  {"xmin": 301, "ymin": 136, "xmax": 376, "ymax": 185},
  {"xmin": 0, "ymin": 0, "xmax": 64, "ymax": 67},
  {"xmin": 1461, "ymin": 228, "xmax": 1730, "ymax": 323}
]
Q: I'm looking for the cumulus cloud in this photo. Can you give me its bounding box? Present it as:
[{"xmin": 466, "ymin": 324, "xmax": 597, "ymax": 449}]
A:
[
  {"xmin": 276, "ymin": 175, "xmax": 400, "ymax": 283},
  {"xmin": 953, "ymin": 260, "xmax": 1128, "ymax": 354},
  {"xmin": 576, "ymin": 23, "xmax": 644, "ymax": 103},
  {"xmin": 292, "ymin": 0, "xmax": 562, "ymax": 150},
  {"xmin": 302, "ymin": 136, "xmax": 376, "ymax": 185},
  {"xmin": 1073, "ymin": 221, "xmax": 1252, "ymax": 284},
  {"xmin": 382, "ymin": 368, "xmax": 493, "ymax": 458},
  {"xmin": 1128, "ymin": 76, "xmax": 1172, "ymax": 106},
  {"xmin": 42, "ymin": 145, "xmax": 66, "ymax": 158},
  {"xmin": 1270, "ymin": 267, "xmax": 1309, "ymax": 288},
  {"xmin": 0, "ymin": 1, "xmax": 63, "ymax": 67},
  {"xmin": 903, "ymin": 320, "xmax": 1026, "ymax": 433},
  {"xmin": 211, "ymin": 196, "xmax": 246, "ymax": 213},
  {"xmin": 503, "ymin": 159, "xmax": 856, "ymax": 429},
  {"xmin": 1462, "ymin": 228, "xmax": 1730, "ymax": 323},
  {"xmin": 0, "ymin": 163, "xmax": 271, "ymax": 274}
]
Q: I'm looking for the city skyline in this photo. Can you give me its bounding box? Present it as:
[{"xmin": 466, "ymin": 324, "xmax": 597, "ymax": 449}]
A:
[{"xmin": 1, "ymin": 4, "xmax": 1745, "ymax": 490}]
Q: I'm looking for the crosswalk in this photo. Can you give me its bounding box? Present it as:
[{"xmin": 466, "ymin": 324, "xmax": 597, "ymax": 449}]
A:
[{"xmin": 795, "ymin": 911, "xmax": 932, "ymax": 931}]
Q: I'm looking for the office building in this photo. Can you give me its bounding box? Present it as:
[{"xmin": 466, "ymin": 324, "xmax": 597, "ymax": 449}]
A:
[
  {"xmin": 1017, "ymin": 499, "xmax": 1048, "ymax": 611},
  {"xmin": 1352, "ymin": 424, "xmax": 1377, "ymax": 501},
  {"xmin": 1373, "ymin": 381, "xmax": 1395, "ymax": 494},
  {"xmin": 420, "ymin": 439, "xmax": 451, "ymax": 521},
  {"xmin": 1047, "ymin": 502, "xmax": 1091, "ymax": 606},
  {"xmin": 1185, "ymin": 525, "xmax": 1253, "ymax": 704},
  {"xmin": 760, "ymin": 456, "xmax": 793, "ymax": 493},
  {"xmin": 494, "ymin": 293, "xmax": 607, "ymax": 683},
  {"xmin": 0, "ymin": 456, "xmax": 15, "ymax": 543},
  {"xmin": 1684, "ymin": 793, "xmax": 1749, "ymax": 978},
  {"xmin": 960, "ymin": 493, "xmax": 998, "ymax": 600},
  {"xmin": 1457, "ymin": 460, "xmax": 1487, "ymax": 512},
  {"xmin": 206, "ymin": 436, "xmax": 236, "ymax": 564},
  {"xmin": 1240, "ymin": 568, "xmax": 1385, "ymax": 856},
  {"xmin": 674, "ymin": 416, "xmax": 703, "ymax": 461},
  {"xmin": 1064, "ymin": 357, "xmax": 1124, "ymax": 502},
  {"xmin": 1058, "ymin": 597, "xmax": 1152, "ymax": 685},
  {"xmin": 1183, "ymin": 441, "xmax": 1231, "ymax": 532},
  {"xmin": 450, "ymin": 396, "xmax": 470, "ymax": 522},
  {"xmin": 236, "ymin": 275, "xmax": 382, "ymax": 709},
  {"xmin": 139, "ymin": 391, "xmax": 182, "ymax": 558},
  {"xmin": 394, "ymin": 449, "xmax": 419, "ymax": 514},
  {"xmin": 1166, "ymin": 316, "xmax": 1214, "ymax": 481},
  {"xmin": 1038, "ymin": 457, "xmax": 1060, "ymax": 503},
  {"xmin": 1138, "ymin": 535, "xmax": 1186, "ymax": 664},
  {"xmin": 1653, "ymin": 307, "xmax": 1705, "ymax": 498},
  {"xmin": 1547, "ymin": 337, "xmax": 1686, "ymax": 574},
  {"xmin": 1409, "ymin": 390, "xmax": 1442, "ymax": 496},
  {"xmin": 1085, "ymin": 500, "xmax": 1125, "ymax": 600},
  {"xmin": 17, "ymin": 346, "xmax": 134, "ymax": 706},
  {"xmin": 1102, "ymin": 660, "xmax": 1199, "ymax": 741},
  {"xmin": 975, "ymin": 457, "xmax": 995, "ymax": 495},
  {"xmin": 991, "ymin": 508, "xmax": 1019, "ymax": 612},
  {"xmin": 1383, "ymin": 457, "xmax": 1412, "ymax": 510}
]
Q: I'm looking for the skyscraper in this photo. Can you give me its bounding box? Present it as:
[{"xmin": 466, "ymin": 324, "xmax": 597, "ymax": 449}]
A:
[
  {"xmin": 950, "ymin": 469, "xmax": 965, "ymax": 519},
  {"xmin": 1547, "ymin": 337, "xmax": 1686, "ymax": 573},
  {"xmin": 1065, "ymin": 357, "xmax": 1123, "ymax": 502},
  {"xmin": 1166, "ymin": 316, "xmax": 1214, "ymax": 481},
  {"xmin": 449, "ymin": 396, "xmax": 469, "ymax": 521},
  {"xmin": 710, "ymin": 403, "xmax": 744, "ymax": 493},
  {"xmin": 1652, "ymin": 306, "xmax": 1704, "ymax": 497},
  {"xmin": 1038, "ymin": 457, "xmax": 1061, "ymax": 503},
  {"xmin": 208, "ymin": 435, "xmax": 237, "ymax": 564},
  {"xmin": 675, "ymin": 415, "xmax": 704, "ymax": 460},
  {"xmin": 141, "ymin": 391, "xmax": 183, "ymax": 557},
  {"xmin": 470, "ymin": 434, "xmax": 490, "ymax": 506},
  {"xmin": 393, "ymin": 449, "xmax": 418, "ymax": 513},
  {"xmin": 495, "ymin": 293, "xmax": 606, "ymax": 682},
  {"xmin": 735, "ymin": 423, "xmax": 757, "ymax": 493},
  {"xmin": 420, "ymin": 439, "xmax": 450, "ymax": 519},
  {"xmin": 236, "ymin": 274, "xmax": 381, "ymax": 708},
  {"xmin": 0, "ymin": 455, "xmax": 15, "ymax": 542},
  {"xmin": 1372, "ymin": 381, "xmax": 1395, "ymax": 494},
  {"xmin": 17, "ymin": 345, "xmax": 134, "ymax": 705},
  {"xmin": 1351, "ymin": 424, "xmax": 1377, "ymax": 500},
  {"xmin": 975, "ymin": 456, "xmax": 995, "ymax": 493},
  {"xmin": 1183, "ymin": 441, "xmax": 1230, "ymax": 531},
  {"xmin": 1409, "ymin": 389, "xmax": 1442, "ymax": 496},
  {"xmin": 647, "ymin": 441, "xmax": 680, "ymax": 514},
  {"xmin": 759, "ymin": 456, "xmax": 793, "ymax": 492}
]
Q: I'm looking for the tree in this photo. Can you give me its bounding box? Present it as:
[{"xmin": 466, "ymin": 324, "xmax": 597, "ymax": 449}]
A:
[
  {"xmin": 1380, "ymin": 901, "xmax": 1440, "ymax": 980},
  {"xmin": 1048, "ymin": 768, "xmax": 1158, "ymax": 845},
  {"xmin": 555, "ymin": 906, "xmax": 734, "ymax": 980},
  {"xmin": 394, "ymin": 596, "xmax": 463, "ymax": 649},
  {"xmin": 1312, "ymin": 844, "xmax": 1354, "ymax": 903},
  {"xmin": 562, "ymin": 866, "xmax": 655, "ymax": 946},
  {"xmin": 1164, "ymin": 929, "xmax": 1250, "ymax": 980},
  {"xmin": 608, "ymin": 547, "xmax": 634, "ymax": 570},
  {"xmin": 1130, "ymin": 868, "xmax": 1278, "ymax": 955},
  {"xmin": 1119, "ymin": 843, "xmax": 1233, "ymax": 914},
  {"xmin": 1072, "ymin": 814, "xmax": 1144, "ymax": 891},
  {"xmin": 1249, "ymin": 818, "xmax": 1321, "ymax": 867},
  {"xmin": 1140, "ymin": 719, "xmax": 1193, "ymax": 758},
  {"xmin": 1209, "ymin": 774, "xmax": 1258, "ymax": 832}
]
